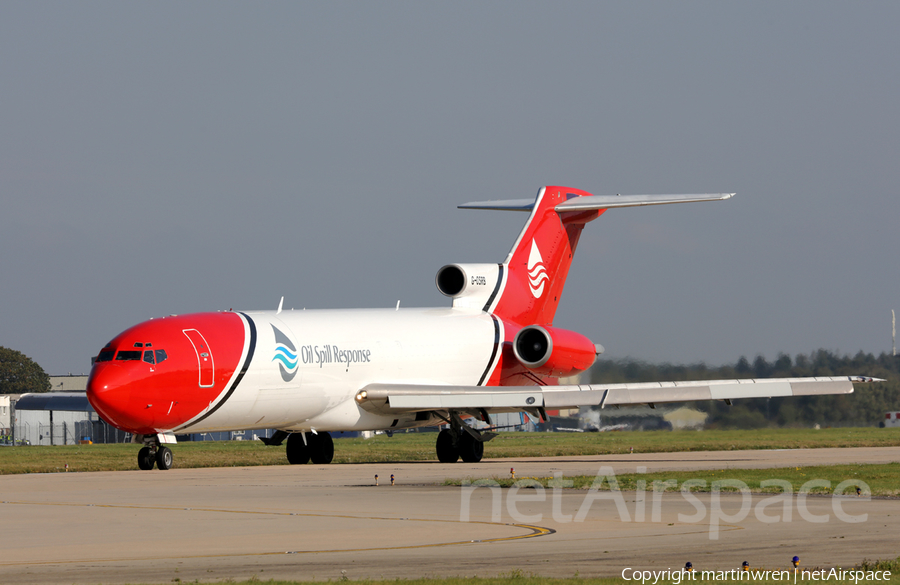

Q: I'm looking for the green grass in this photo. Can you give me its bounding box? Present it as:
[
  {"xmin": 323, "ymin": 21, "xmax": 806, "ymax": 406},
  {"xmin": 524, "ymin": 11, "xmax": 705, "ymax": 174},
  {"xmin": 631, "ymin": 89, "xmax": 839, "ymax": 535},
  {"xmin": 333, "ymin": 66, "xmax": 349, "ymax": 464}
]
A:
[
  {"xmin": 0, "ymin": 441, "xmax": 287, "ymax": 474},
  {"xmin": 480, "ymin": 427, "xmax": 900, "ymax": 456},
  {"xmin": 115, "ymin": 560, "xmax": 900, "ymax": 584},
  {"xmin": 1, "ymin": 427, "xmax": 898, "ymax": 475},
  {"xmin": 130, "ymin": 580, "xmax": 900, "ymax": 585},
  {"xmin": 444, "ymin": 462, "xmax": 900, "ymax": 497}
]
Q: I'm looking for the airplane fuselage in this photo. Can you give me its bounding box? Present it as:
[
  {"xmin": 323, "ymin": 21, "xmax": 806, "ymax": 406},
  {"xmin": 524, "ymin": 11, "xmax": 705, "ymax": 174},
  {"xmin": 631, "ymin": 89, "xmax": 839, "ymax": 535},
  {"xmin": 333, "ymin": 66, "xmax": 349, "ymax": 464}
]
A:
[{"xmin": 88, "ymin": 307, "xmax": 504, "ymax": 436}]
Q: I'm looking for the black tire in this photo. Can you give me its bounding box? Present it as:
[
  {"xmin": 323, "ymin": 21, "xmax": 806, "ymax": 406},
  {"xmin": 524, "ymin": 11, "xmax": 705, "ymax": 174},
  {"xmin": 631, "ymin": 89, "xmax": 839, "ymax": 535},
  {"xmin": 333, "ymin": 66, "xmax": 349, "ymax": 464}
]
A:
[
  {"xmin": 286, "ymin": 432, "xmax": 311, "ymax": 464},
  {"xmin": 156, "ymin": 446, "xmax": 173, "ymax": 470},
  {"xmin": 137, "ymin": 447, "xmax": 155, "ymax": 470},
  {"xmin": 309, "ymin": 432, "xmax": 334, "ymax": 464},
  {"xmin": 436, "ymin": 429, "xmax": 459, "ymax": 463},
  {"xmin": 458, "ymin": 432, "xmax": 484, "ymax": 463}
]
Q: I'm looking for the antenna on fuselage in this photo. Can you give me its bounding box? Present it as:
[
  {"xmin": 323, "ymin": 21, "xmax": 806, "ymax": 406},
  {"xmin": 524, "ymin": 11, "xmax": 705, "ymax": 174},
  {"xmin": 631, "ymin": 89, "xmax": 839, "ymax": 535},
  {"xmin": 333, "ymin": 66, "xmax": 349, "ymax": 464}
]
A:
[{"xmin": 277, "ymin": 296, "xmax": 284, "ymax": 315}]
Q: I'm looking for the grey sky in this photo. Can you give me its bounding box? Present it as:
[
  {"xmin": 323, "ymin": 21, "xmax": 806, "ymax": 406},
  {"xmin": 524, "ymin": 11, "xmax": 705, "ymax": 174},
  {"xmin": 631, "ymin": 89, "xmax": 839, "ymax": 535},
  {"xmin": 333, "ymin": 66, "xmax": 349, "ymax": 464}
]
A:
[{"xmin": 2, "ymin": 2, "xmax": 898, "ymax": 376}]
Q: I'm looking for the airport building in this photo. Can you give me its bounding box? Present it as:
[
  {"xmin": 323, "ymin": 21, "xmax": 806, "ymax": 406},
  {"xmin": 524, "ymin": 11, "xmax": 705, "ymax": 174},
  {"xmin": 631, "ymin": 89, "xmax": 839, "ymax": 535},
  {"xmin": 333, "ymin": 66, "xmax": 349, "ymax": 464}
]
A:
[
  {"xmin": 10, "ymin": 376, "xmax": 122, "ymax": 445},
  {"xmin": 12, "ymin": 392, "xmax": 116, "ymax": 445},
  {"xmin": 1, "ymin": 395, "xmax": 11, "ymax": 437}
]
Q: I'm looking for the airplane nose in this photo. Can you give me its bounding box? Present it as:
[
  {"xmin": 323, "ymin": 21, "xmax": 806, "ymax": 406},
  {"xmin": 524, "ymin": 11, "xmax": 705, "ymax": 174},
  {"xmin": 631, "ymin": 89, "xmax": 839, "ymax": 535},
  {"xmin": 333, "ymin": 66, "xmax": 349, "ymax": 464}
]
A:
[
  {"xmin": 88, "ymin": 311, "xmax": 250, "ymax": 435},
  {"xmin": 87, "ymin": 365, "xmax": 138, "ymax": 432}
]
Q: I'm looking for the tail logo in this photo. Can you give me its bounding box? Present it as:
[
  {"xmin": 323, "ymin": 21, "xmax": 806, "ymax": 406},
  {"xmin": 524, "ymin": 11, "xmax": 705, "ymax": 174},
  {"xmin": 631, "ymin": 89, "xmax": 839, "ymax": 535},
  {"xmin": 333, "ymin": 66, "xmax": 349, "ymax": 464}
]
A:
[
  {"xmin": 272, "ymin": 325, "xmax": 299, "ymax": 382},
  {"xmin": 527, "ymin": 239, "xmax": 549, "ymax": 299}
]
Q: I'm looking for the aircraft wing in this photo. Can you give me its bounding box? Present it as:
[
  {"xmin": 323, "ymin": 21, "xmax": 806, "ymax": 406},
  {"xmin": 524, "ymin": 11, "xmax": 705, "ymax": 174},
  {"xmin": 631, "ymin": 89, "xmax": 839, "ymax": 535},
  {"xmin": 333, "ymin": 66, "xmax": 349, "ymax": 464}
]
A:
[{"xmin": 355, "ymin": 376, "xmax": 882, "ymax": 415}]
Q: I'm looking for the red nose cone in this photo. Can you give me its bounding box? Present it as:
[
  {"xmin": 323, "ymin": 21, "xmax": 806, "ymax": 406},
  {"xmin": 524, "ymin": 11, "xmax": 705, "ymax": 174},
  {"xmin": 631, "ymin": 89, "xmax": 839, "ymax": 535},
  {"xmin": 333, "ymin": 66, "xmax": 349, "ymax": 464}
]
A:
[
  {"xmin": 87, "ymin": 363, "xmax": 142, "ymax": 432},
  {"xmin": 88, "ymin": 312, "xmax": 248, "ymax": 435}
]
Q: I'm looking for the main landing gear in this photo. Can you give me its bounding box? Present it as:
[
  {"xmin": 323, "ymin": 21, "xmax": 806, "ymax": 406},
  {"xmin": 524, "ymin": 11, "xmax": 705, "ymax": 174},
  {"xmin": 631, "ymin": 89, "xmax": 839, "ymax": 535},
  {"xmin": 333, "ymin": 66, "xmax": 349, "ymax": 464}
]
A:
[
  {"xmin": 135, "ymin": 434, "xmax": 173, "ymax": 470},
  {"xmin": 260, "ymin": 416, "xmax": 495, "ymax": 465},
  {"xmin": 435, "ymin": 411, "xmax": 496, "ymax": 463},
  {"xmin": 260, "ymin": 431, "xmax": 335, "ymax": 464},
  {"xmin": 284, "ymin": 431, "xmax": 334, "ymax": 465}
]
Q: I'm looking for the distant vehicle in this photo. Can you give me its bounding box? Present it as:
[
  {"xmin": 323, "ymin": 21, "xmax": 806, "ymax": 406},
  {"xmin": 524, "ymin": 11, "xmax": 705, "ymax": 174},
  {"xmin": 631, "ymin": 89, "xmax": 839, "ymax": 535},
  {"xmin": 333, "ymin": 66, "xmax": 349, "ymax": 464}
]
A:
[
  {"xmin": 880, "ymin": 412, "xmax": 900, "ymax": 428},
  {"xmin": 86, "ymin": 186, "xmax": 882, "ymax": 470}
]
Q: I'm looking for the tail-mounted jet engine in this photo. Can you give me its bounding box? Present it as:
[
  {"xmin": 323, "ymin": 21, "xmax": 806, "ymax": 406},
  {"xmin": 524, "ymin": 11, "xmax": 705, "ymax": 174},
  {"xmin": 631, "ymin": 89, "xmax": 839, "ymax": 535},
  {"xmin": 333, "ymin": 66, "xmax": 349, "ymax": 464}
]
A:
[
  {"xmin": 436, "ymin": 264, "xmax": 501, "ymax": 310},
  {"xmin": 512, "ymin": 325, "xmax": 601, "ymax": 377}
]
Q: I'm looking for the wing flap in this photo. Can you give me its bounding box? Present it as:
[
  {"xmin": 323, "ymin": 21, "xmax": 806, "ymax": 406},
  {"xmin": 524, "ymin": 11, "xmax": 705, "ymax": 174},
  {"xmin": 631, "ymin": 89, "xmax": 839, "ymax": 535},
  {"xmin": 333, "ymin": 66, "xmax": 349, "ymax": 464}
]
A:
[
  {"xmin": 357, "ymin": 377, "xmax": 877, "ymax": 414},
  {"xmin": 611, "ymin": 384, "xmax": 716, "ymax": 405},
  {"xmin": 789, "ymin": 380, "xmax": 855, "ymax": 396},
  {"xmin": 389, "ymin": 392, "xmax": 540, "ymax": 410},
  {"xmin": 360, "ymin": 384, "xmax": 543, "ymax": 414},
  {"xmin": 709, "ymin": 380, "xmax": 792, "ymax": 400}
]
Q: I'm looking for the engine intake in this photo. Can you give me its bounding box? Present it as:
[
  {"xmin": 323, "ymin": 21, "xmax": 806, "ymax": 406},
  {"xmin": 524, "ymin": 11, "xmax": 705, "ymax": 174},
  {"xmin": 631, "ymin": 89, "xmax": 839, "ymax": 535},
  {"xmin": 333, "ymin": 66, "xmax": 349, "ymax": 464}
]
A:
[
  {"xmin": 435, "ymin": 264, "xmax": 501, "ymax": 309},
  {"xmin": 436, "ymin": 265, "xmax": 467, "ymax": 297},
  {"xmin": 512, "ymin": 325, "xmax": 599, "ymax": 377}
]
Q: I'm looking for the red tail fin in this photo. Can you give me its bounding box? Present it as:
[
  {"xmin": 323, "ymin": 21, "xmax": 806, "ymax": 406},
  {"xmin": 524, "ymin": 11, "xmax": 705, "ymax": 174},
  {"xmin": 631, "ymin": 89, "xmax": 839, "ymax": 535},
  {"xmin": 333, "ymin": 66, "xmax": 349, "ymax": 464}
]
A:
[
  {"xmin": 458, "ymin": 188, "xmax": 734, "ymax": 327},
  {"xmin": 489, "ymin": 186, "xmax": 604, "ymax": 326}
]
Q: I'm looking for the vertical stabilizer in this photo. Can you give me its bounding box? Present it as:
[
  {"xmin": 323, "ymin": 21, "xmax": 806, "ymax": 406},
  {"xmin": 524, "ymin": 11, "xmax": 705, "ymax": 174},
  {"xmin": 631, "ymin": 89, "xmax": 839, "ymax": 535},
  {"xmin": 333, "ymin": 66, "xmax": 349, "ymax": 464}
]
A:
[
  {"xmin": 458, "ymin": 187, "xmax": 734, "ymax": 327},
  {"xmin": 489, "ymin": 186, "xmax": 604, "ymax": 325}
]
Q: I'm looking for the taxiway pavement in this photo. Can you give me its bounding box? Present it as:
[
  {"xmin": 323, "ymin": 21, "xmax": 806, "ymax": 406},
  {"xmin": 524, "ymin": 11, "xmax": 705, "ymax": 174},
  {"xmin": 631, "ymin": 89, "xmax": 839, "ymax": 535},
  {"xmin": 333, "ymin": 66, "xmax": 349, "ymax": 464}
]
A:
[{"xmin": 1, "ymin": 446, "xmax": 898, "ymax": 584}]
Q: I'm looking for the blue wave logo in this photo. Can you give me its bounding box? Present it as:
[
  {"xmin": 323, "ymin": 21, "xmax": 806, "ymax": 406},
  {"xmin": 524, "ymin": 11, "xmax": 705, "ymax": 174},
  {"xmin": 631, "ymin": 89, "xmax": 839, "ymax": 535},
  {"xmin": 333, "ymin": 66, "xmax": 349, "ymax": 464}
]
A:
[{"xmin": 271, "ymin": 325, "xmax": 299, "ymax": 382}]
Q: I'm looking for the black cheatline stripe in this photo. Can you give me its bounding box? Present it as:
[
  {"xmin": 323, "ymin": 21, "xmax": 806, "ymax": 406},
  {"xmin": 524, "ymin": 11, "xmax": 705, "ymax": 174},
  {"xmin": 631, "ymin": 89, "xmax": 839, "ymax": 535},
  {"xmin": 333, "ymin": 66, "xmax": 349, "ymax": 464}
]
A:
[
  {"xmin": 174, "ymin": 313, "xmax": 257, "ymax": 432},
  {"xmin": 481, "ymin": 264, "xmax": 504, "ymax": 312},
  {"xmin": 477, "ymin": 314, "xmax": 501, "ymax": 386}
]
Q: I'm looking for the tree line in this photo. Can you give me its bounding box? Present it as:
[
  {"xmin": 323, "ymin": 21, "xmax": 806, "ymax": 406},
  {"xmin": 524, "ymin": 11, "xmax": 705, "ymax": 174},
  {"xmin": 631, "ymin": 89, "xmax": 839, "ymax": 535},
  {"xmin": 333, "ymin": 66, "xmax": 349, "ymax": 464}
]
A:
[
  {"xmin": 0, "ymin": 347, "xmax": 51, "ymax": 394},
  {"xmin": 588, "ymin": 350, "xmax": 900, "ymax": 428}
]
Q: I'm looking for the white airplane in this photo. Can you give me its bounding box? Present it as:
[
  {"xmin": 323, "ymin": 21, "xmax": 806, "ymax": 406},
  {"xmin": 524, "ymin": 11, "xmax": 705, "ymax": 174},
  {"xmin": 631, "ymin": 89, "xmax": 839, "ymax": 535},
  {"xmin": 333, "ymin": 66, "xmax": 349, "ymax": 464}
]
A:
[{"xmin": 86, "ymin": 186, "xmax": 879, "ymax": 470}]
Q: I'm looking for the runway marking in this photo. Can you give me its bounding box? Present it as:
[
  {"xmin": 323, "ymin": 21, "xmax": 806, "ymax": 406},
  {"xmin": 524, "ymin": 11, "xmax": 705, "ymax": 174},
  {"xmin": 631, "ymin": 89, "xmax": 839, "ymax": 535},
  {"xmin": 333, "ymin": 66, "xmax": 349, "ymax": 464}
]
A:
[{"xmin": 0, "ymin": 500, "xmax": 555, "ymax": 566}]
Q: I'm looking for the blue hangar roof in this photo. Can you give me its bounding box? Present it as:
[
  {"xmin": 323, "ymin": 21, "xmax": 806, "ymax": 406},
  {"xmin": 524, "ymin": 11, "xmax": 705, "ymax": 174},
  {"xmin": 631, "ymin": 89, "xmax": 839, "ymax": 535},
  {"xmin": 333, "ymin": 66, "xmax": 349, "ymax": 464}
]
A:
[{"xmin": 14, "ymin": 392, "xmax": 95, "ymax": 412}]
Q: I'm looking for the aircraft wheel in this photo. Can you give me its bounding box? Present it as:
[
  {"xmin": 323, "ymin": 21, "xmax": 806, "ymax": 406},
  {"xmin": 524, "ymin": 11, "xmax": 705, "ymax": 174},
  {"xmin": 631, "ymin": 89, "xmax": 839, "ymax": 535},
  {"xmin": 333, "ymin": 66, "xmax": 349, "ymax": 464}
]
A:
[
  {"xmin": 156, "ymin": 446, "xmax": 173, "ymax": 470},
  {"xmin": 458, "ymin": 432, "xmax": 484, "ymax": 463},
  {"xmin": 286, "ymin": 432, "xmax": 311, "ymax": 464},
  {"xmin": 137, "ymin": 447, "xmax": 155, "ymax": 470},
  {"xmin": 436, "ymin": 429, "xmax": 459, "ymax": 463},
  {"xmin": 309, "ymin": 432, "xmax": 334, "ymax": 464}
]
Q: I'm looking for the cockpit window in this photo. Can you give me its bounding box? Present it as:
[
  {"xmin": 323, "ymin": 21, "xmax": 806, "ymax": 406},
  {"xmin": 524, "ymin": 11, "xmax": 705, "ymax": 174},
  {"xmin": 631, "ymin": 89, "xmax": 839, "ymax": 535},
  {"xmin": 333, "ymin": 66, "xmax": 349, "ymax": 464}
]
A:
[{"xmin": 97, "ymin": 346, "xmax": 166, "ymax": 364}]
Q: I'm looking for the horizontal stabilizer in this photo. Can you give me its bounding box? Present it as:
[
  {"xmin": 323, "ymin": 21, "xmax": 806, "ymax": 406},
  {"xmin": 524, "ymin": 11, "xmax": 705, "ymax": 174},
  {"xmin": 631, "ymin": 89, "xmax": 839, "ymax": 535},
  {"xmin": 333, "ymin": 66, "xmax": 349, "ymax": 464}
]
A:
[
  {"xmin": 459, "ymin": 193, "xmax": 734, "ymax": 213},
  {"xmin": 555, "ymin": 193, "xmax": 734, "ymax": 211},
  {"xmin": 355, "ymin": 376, "xmax": 881, "ymax": 415},
  {"xmin": 458, "ymin": 198, "xmax": 535, "ymax": 211}
]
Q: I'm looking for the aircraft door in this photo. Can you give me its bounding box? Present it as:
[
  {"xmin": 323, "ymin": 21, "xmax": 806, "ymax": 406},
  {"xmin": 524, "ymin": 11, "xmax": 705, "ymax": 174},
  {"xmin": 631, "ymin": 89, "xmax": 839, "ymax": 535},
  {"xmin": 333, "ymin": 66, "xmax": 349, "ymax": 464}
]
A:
[{"xmin": 183, "ymin": 329, "xmax": 215, "ymax": 387}]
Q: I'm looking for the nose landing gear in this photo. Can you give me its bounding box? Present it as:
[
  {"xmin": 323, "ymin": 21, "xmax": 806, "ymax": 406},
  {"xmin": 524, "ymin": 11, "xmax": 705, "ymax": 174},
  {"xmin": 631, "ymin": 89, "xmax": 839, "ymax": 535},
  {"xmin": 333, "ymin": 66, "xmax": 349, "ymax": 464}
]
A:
[
  {"xmin": 135, "ymin": 434, "xmax": 174, "ymax": 470},
  {"xmin": 137, "ymin": 446, "xmax": 155, "ymax": 470},
  {"xmin": 156, "ymin": 446, "xmax": 174, "ymax": 469}
]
